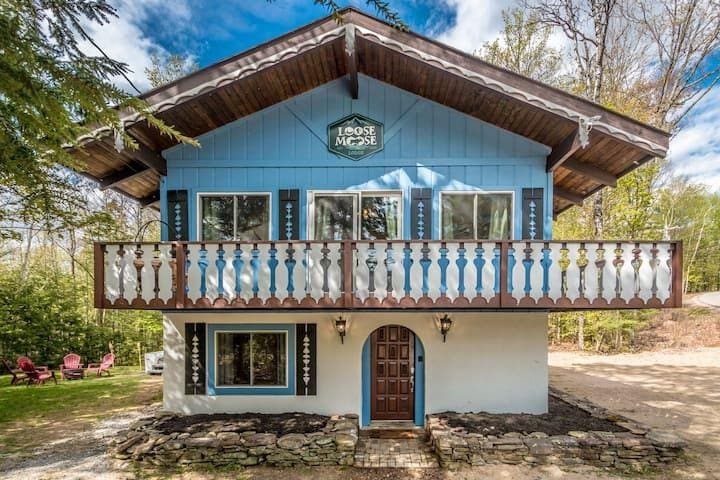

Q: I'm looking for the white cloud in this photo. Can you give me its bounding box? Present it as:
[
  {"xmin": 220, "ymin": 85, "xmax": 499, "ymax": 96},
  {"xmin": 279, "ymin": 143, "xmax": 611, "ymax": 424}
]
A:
[
  {"xmin": 434, "ymin": 0, "xmax": 571, "ymax": 64},
  {"xmin": 78, "ymin": 0, "xmax": 191, "ymax": 93},
  {"xmin": 435, "ymin": 0, "xmax": 514, "ymax": 52},
  {"xmin": 667, "ymin": 85, "xmax": 720, "ymax": 191}
]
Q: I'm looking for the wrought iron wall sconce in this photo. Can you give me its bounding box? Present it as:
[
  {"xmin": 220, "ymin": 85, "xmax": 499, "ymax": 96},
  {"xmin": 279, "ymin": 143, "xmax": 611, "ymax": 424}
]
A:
[
  {"xmin": 334, "ymin": 316, "xmax": 349, "ymax": 344},
  {"xmin": 435, "ymin": 314, "xmax": 453, "ymax": 342}
]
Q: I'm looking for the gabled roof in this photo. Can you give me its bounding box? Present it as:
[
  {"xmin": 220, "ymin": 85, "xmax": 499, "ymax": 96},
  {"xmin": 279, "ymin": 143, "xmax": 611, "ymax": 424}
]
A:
[{"xmin": 70, "ymin": 7, "xmax": 669, "ymax": 213}]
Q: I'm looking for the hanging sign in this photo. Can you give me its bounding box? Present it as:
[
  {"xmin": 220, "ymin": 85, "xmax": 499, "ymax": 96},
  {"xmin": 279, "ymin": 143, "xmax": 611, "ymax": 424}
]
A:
[{"xmin": 328, "ymin": 114, "xmax": 384, "ymax": 160}]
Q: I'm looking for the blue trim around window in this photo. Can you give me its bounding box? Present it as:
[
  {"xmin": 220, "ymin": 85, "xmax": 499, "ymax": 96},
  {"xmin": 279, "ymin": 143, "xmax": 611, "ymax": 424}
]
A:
[{"xmin": 207, "ymin": 324, "xmax": 296, "ymax": 396}]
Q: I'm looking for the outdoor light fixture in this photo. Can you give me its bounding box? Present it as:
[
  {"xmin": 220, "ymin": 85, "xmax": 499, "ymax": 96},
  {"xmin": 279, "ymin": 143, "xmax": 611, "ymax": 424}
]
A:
[
  {"xmin": 438, "ymin": 314, "xmax": 453, "ymax": 342},
  {"xmin": 334, "ymin": 316, "xmax": 348, "ymax": 344}
]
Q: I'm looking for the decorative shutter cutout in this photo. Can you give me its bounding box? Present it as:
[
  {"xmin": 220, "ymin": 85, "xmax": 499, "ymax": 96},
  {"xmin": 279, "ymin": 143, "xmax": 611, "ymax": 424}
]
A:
[
  {"xmin": 522, "ymin": 188, "xmax": 545, "ymax": 240},
  {"xmin": 411, "ymin": 188, "xmax": 432, "ymax": 240},
  {"xmin": 280, "ymin": 189, "xmax": 300, "ymax": 240},
  {"xmin": 295, "ymin": 323, "xmax": 317, "ymax": 396},
  {"xmin": 184, "ymin": 322, "xmax": 206, "ymax": 395},
  {"xmin": 167, "ymin": 190, "xmax": 189, "ymax": 241}
]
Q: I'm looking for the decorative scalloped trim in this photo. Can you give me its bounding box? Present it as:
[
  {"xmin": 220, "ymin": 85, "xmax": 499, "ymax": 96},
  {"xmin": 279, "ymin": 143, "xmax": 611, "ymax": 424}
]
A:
[
  {"xmin": 355, "ymin": 27, "xmax": 667, "ymax": 156},
  {"xmin": 78, "ymin": 23, "xmax": 666, "ymax": 157},
  {"xmin": 76, "ymin": 26, "xmax": 347, "ymax": 145}
]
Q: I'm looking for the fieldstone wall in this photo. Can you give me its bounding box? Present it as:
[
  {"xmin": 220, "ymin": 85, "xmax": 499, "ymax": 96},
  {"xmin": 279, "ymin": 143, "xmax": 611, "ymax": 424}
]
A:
[
  {"xmin": 426, "ymin": 392, "xmax": 687, "ymax": 471},
  {"xmin": 109, "ymin": 414, "xmax": 359, "ymax": 468}
]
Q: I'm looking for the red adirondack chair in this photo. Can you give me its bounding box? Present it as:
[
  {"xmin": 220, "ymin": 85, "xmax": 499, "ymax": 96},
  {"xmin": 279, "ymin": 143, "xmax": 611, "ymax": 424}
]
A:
[
  {"xmin": 17, "ymin": 357, "xmax": 57, "ymax": 386},
  {"xmin": 87, "ymin": 353, "xmax": 114, "ymax": 377},
  {"xmin": 16, "ymin": 356, "xmax": 49, "ymax": 372},
  {"xmin": 61, "ymin": 353, "xmax": 84, "ymax": 380},
  {"xmin": 2, "ymin": 359, "xmax": 27, "ymax": 385}
]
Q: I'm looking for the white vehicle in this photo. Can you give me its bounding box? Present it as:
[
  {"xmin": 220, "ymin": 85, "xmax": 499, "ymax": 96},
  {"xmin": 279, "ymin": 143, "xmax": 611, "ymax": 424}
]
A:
[{"xmin": 144, "ymin": 351, "xmax": 164, "ymax": 375}]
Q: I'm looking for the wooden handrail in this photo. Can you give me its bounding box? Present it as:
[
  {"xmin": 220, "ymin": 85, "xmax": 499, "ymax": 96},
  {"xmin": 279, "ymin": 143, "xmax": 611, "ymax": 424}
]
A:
[{"xmin": 93, "ymin": 239, "xmax": 684, "ymax": 311}]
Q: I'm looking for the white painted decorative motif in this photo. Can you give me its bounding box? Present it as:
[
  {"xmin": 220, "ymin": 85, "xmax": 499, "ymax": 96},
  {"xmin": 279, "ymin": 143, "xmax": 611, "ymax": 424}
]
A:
[
  {"xmin": 578, "ymin": 115, "xmax": 602, "ymax": 148},
  {"xmin": 528, "ymin": 200, "xmax": 537, "ymax": 240},
  {"xmin": 191, "ymin": 334, "xmax": 200, "ymax": 386},
  {"xmin": 302, "ymin": 330, "xmax": 311, "ymax": 395}
]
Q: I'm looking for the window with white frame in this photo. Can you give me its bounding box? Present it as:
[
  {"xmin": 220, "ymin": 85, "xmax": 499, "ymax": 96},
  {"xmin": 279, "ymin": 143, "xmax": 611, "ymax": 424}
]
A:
[
  {"xmin": 310, "ymin": 191, "xmax": 402, "ymax": 241},
  {"xmin": 216, "ymin": 331, "xmax": 287, "ymax": 387},
  {"xmin": 199, "ymin": 194, "xmax": 270, "ymax": 241},
  {"xmin": 441, "ymin": 192, "xmax": 513, "ymax": 240}
]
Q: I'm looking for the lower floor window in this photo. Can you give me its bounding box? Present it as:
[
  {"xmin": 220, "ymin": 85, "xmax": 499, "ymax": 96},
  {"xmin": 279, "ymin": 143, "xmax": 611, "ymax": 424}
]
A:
[{"xmin": 216, "ymin": 332, "xmax": 287, "ymax": 386}]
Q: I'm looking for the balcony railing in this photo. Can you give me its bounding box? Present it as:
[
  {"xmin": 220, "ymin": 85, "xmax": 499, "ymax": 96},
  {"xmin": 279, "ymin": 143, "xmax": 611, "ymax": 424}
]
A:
[{"xmin": 94, "ymin": 240, "xmax": 682, "ymax": 311}]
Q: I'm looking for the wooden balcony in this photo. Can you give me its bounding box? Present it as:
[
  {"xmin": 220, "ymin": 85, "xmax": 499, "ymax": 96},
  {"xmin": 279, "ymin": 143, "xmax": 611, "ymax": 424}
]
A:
[{"xmin": 94, "ymin": 240, "xmax": 682, "ymax": 311}]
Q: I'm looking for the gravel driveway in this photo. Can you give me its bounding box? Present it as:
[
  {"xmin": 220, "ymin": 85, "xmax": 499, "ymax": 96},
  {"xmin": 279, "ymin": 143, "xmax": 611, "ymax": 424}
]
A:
[{"xmin": 550, "ymin": 347, "xmax": 720, "ymax": 479}]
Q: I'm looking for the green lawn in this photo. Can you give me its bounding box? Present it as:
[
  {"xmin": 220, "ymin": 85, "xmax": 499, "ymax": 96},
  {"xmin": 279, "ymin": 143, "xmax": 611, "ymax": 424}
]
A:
[{"xmin": 0, "ymin": 367, "xmax": 162, "ymax": 452}]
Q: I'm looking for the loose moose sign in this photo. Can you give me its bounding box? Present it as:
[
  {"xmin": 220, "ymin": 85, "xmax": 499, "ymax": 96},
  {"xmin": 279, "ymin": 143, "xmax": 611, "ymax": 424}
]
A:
[{"xmin": 328, "ymin": 114, "xmax": 384, "ymax": 160}]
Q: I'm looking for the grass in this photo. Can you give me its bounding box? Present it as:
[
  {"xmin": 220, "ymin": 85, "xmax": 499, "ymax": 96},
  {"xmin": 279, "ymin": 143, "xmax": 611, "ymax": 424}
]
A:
[{"xmin": 0, "ymin": 366, "xmax": 162, "ymax": 453}]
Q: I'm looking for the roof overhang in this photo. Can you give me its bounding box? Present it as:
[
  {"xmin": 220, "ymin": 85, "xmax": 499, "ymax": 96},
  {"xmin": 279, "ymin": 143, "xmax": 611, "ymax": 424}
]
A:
[{"xmin": 69, "ymin": 7, "xmax": 670, "ymax": 213}]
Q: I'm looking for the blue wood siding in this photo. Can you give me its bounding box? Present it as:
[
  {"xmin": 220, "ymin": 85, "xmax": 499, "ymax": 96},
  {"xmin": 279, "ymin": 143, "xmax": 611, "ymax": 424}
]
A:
[{"xmin": 162, "ymin": 75, "xmax": 553, "ymax": 241}]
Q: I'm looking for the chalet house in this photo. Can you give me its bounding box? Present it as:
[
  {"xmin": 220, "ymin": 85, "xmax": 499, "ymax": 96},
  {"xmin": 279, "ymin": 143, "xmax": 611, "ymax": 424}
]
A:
[{"xmin": 71, "ymin": 9, "xmax": 681, "ymax": 426}]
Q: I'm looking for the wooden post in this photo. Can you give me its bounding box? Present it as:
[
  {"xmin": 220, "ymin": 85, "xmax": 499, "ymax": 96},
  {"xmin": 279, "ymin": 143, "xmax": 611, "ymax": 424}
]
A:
[
  {"xmin": 499, "ymin": 241, "xmax": 509, "ymax": 307},
  {"xmin": 175, "ymin": 242, "xmax": 186, "ymax": 309},
  {"xmin": 672, "ymin": 240, "xmax": 683, "ymax": 307},
  {"xmin": 93, "ymin": 243, "xmax": 105, "ymax": 308},
  {"xmin": 343, "ymin": 241, "xmax": 354, "ymax": 308}
]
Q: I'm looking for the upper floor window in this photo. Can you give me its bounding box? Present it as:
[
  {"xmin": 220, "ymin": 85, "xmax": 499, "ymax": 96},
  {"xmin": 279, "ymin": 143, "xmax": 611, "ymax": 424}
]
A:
[
  {"xmin": 200, "ymin": 193, "xmax": 270, "ymax": 241},
  {"xmin": 441, "ymin": 192, "xmax": 513, "ymax": 240},
  {"xmin": 311, "ymin": 191, "xmax": 402, "ymax": 241}
]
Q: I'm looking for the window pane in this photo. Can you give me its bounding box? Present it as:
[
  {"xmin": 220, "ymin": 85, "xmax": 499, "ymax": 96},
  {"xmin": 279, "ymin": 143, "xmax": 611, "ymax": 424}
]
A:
[
  {"xmin": 217, "ymin": 333, "xmax": 251, "ymax": 386},
  {"xmin": 442, "ymin": 194, "xmax": 475, "ymax": 239},
  {"xmin": 201, "ymin": 196, "xmax": 234, "ymax": 241},
  {"xmin": 251, "ymin": 333, "xmax": 286, "ymax": 386},
  {"xmin": 313, "ymin": 195, "xmax": 355, "ymax": 240},
  {"xmin": 361, "ymin": 194, "xmax": 401, "ymax": 240},
  {"xmin": 477, "ymin": 194, "xmax": 512, "ymax": 240},
  {"xmin": 236, "ymin": 195, "xmax": 270, "ymax": 241}
]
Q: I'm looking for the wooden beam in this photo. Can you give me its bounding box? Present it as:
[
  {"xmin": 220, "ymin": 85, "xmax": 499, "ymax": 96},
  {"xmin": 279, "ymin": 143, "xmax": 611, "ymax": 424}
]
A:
[
  {"xmin": 554, "ymin": 187, "xmax": 584, "ymax": 205},
  {"xmin": 130, "ymin": 140, "xmax": 167, "ymax": 175},
  {"xmin": 561, "ymin": 159, "xmax": 617, "ymax": 187},
  {"xmin": 139, "ymin": 192, "xmax": 160, "ymax": 207},
  {"xmin": 547, "ymin": 129, "xmax": 581, "ymax": 171},
  {"xmin": 99, "ymin": 165, "xmax": 150, "ymax": 190},
  {"xmin": 345, "ymin": 24, "xmax": 359, "ymax": 99}
]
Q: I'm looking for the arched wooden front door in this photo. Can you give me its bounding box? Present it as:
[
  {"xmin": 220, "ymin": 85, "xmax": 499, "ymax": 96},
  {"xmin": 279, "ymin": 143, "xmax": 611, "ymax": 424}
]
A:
[{"xmin": 371, "ymin": 325, "xmax": 415, "ymax": 421}]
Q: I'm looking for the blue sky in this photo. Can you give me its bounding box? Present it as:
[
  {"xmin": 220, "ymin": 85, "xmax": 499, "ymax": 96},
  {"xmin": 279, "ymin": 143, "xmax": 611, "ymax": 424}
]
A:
[{"xmin": 82, "ymin": 0, "xmax": 719, "ymax": 190}]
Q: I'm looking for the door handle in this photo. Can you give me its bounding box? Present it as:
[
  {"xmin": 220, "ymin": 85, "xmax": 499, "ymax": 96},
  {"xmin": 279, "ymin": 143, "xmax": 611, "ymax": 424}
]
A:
[{"xmin": 410, "ymin": 366, "xmax": 415, "ymax": 393}]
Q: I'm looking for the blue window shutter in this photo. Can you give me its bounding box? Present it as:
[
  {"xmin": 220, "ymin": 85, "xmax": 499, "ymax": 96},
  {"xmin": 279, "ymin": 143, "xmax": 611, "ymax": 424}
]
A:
[
  {"xmin": 184, "ymin": 322, "xmax": 206, "ymax": 395},
  {"xmin": 522, "ymin": 188, "xmax": 544, "ymax": 240},
  {"xmin": 167, "ymin": 190, "xmax": 189, "ymax": 241},
  {"xmin": 280, "ymin": 189, "xmax": 300, "ymax": 240},
  {"xmin": 295, "ymin": 323, "xmax": 317, "ymax": 396},
  {"xmin": 411, "ymin": 188, "xmax": 432, "ymax": 240}
]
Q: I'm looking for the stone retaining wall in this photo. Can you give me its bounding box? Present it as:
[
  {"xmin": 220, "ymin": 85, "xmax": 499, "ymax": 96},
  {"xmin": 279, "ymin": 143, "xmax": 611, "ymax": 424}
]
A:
[
  {"xmin": 109, "ymin": 414, "xmax": 359, "ymax": 468},
  {"xmin": 426, "ymin": 392, "xmax": 686, "ymax": 471}
]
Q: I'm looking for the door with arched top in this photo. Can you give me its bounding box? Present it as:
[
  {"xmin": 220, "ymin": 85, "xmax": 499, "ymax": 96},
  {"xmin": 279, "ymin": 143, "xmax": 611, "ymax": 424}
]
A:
[{"xmin": 371, "ymin": 325, "xmax": 415, "ymax": 420}]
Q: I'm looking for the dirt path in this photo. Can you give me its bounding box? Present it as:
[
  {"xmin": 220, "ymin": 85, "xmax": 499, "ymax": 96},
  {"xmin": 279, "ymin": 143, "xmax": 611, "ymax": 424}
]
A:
[{"xmin": 550, "ymin": 347, "xmax": 720, "ymax": 479}]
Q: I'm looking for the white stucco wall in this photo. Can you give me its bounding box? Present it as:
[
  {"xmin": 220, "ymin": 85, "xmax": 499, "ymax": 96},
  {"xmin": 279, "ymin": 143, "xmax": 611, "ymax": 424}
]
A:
[{"xmin": 163, "ymin": 311, "xmax": 548, "ymax": 421}]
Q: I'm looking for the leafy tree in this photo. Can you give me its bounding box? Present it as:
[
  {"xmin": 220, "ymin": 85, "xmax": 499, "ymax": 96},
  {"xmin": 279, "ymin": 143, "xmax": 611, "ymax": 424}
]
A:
[
  {"xmin": 145, "ymin": 53, "xmax": 199, "ymax": 89},
  {"xmin": 477, "ymin": 8, "xmax": 564, "ymax": 86},
  {"xmin": 490, "ymin": 1, "xmax": 720, "ymax": 351}
]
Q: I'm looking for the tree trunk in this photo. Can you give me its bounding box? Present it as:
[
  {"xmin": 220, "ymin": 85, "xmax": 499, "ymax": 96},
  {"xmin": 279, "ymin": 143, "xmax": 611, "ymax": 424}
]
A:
[
  {"xmin": 593, "ymin": 190, "xmax": 604, "ymax": 238},
  {"xmin": 577, "ymin": 314, "xmax": 585, "ymax": 350}
]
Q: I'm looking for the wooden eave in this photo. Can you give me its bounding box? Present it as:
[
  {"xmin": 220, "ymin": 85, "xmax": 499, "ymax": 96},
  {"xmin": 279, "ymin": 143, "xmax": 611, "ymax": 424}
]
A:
[{"xmin": 69, "ymin": 7, "xmax": 669, "ymax": 214}]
